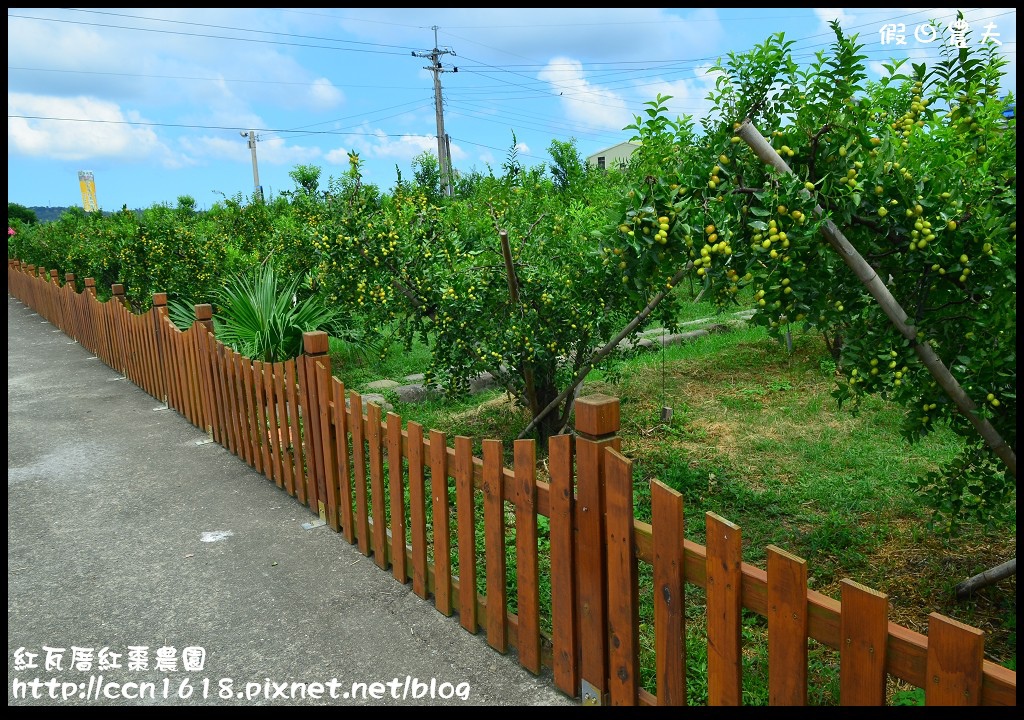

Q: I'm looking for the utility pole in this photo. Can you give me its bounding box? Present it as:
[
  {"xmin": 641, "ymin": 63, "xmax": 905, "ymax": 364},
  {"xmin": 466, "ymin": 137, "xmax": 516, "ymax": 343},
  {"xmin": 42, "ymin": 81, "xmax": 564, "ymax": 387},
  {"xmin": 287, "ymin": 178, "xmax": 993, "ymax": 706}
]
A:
[
  {"xmin": 240, "ymin": 130, "xmax": 262, "ymax": 201},
  {"xmin": 412, "ymin": 26, "xmax": 457, "ymax": 196}
]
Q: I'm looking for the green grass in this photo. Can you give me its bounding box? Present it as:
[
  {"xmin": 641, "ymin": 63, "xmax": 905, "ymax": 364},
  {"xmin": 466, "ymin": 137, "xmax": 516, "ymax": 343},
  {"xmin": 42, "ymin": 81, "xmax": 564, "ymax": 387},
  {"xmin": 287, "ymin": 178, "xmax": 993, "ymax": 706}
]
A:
[{"xmin": 328, "ymin": 328, "xmax": 433, "ymax": 389}]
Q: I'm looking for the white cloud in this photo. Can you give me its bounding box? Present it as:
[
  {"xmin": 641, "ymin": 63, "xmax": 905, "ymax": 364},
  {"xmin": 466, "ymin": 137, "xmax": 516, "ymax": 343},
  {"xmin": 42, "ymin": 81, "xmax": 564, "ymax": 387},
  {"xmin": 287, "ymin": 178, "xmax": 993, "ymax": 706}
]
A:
[
  {"xmin": 539, "ymin": 57, "xmax": 633, "ymax": 132},
  {"xmin": 329, "ymin": 127, "xmax": 452, "ymax": 179},
  {"xmin": 308, "ymin": 78, "xmax": 344, "ymax": 110},
  {"xmin": 7, "ymin": 93, "xmax": 173, "ymax": 163},
  {"xmin": 180, "ymin": 133, "xmax": 321, "ymax": 167}
]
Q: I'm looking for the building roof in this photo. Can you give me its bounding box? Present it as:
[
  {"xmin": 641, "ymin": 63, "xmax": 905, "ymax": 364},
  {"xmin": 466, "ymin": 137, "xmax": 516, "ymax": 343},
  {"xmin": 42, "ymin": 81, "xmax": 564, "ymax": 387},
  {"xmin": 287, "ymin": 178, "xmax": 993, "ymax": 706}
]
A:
[{"xmin": 586, "ymin": 141, "xmax": 640, "ymax": 159}]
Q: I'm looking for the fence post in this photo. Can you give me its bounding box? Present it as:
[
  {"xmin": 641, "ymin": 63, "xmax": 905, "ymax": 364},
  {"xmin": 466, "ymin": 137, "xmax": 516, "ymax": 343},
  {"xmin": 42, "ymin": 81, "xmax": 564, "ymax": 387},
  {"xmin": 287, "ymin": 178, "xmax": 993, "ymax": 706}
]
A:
[
  {"xmin": 82, "ymin": 278, "xmax": 98, "ymax": 354},
  {"xmin": 49, "ymin": 270, "xmax": 64, "ymax": 330},
  {"xmin": 194, "ymin": 304, "xmax": 217, "ymax": 440},
  {"xmin": 62, "ymin": 274, "xmax": 76, "ymax": 338},
  {"xmin": 112, "ymin": 283, "xmax": 127, "ymax": 307},
  {"xmin": 152, "ymin": 292, "xmax": 169, "ymax": 404},
  {"xmin": 574, "ymin": 393, "xmax": 621, "ymax": 705},
  {"xmin": 302, "ymin": 331, "xmax": 331, "ymax": 523}
]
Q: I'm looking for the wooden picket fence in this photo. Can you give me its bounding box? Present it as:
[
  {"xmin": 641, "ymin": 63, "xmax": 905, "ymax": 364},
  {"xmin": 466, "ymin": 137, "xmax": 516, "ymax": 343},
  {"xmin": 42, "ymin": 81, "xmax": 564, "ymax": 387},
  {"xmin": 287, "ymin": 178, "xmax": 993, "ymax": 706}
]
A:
[{"xmin": 7, "ymin": 258, "xmax": 1017, "ymax": 706}]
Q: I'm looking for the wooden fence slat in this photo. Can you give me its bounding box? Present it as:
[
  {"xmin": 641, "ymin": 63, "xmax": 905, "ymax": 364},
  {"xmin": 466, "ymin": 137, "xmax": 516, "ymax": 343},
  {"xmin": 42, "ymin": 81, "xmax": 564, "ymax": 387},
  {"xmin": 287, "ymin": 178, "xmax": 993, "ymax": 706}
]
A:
[
  {"xmin": 241, "ymin": 355, "xmax": 262, "ymax": 471},
  {"xmin": 430, "ymin": 429, "xmax": 453, "ymax": 617},
  {"xmin": 296, "ymin": 356, "xmax": 316, "ymax": 508},
  {"xmin": 387, "ymin": 412, "xmax": 407, "ymax": 582},
  {"xmin": 160, "ymin": 316, "xmax": 178, "ymax": 411},
  {"xmin": 123, "ymin": 305, "xmax": 137, "ymax": 388},
  {"xmin": 231, "ymin": 350, "xmax": 249, "ymax": 464},
  {"xmin": 171, "ymin": 322, "xmax": 189, "ymax": 419},
  {"xmin": 332, "ymin": 378, "xmax": 353, "ymax": 542},
  {"xmin": 218, "ymin": 346, "xmax": 237, "ymax": 456},
  {"xmin": 767, "ymin": 545, "xmax": 809, "ymax": 706},
  {"xmin": 225, "ymin": 352, "xmax": 244, "ymax": 464},
  {"xmin": 204, "ymin": 333, "xmax": 223, "ymax": 443},
  {"xmin": 192, "ymin": 327, "xmax": 208, "ymax": 430},
  {"xmin": 217, "ymin": 343, "xmax": 236, "ymax": 457},
  {"xmin": 706, "ymin": 511, "xmax": 743, "ymax": 706},
  {"xmin": 302, "ymin": 353, "xmax": 327, "ymax": 517},
  {"xmin": 274, "ymin": 361, "xmax": 293, "ymax": 494},
  {"xmin": 284, "ymin": 360, "xmax": 306, "ymax": 504},
  {"xmin": 196, "ymin": 327, "xmax": 214, "ymax": 435},
  {"xmin": 575, "ymin": 433, "xmax": 617, "ymax": 699},
  {"xmin": 839, "ymin": 579, "xmax": 888, "ymax": 705},
  {"xmin": 605, "ymin": 449, "xmax": 639, "ymax": 705},
  {"xmin": 116, "ymin": 300, "xmax": 130, "ymax": 380},
  {"xmin": 184, "ymin": 325, "xmax": 202, "ymax": 427},
  {"xmin": 232, "ymin": 351, "xmax": 253, "ymax": 468},
  {"xmin": 652, "ymin": 480, "xmax": 686, "ymax": 706},
  {"xmin": 482, "ymin": 439, "xmax": 507, "ymax": 653},
  {"xmin": 924, "ymin": 613, "xmax": 985, "ymax": 706},
  {"xmin": 144, "ymin": 309, "xmax": 161, "ymax": 402},
  {"xmin": 299, "ymin": 354, "xmax": 317, "ymax": 512},
  {"xmin": 205, "ymin": 334, "xmax": 221, "ymax": 440},
  {"xmin": 316, "ymin": 361, "xmax": 339, "ymax": 531},
  {"xmin": 260, "ymin": 360, "xmax": 278, "ymax": 484},
  {"xmin": 229, "ymin": 349, "xmax": 250, "ymax": 466},
  {"xmin": 455, "ymin": 435, "xmax": 477, "ymax": 633},
  {"xmin": 171, "ymin": 322, "xmax": 187, "ymax": 418},
  {"xmin": 150, "ymin": 307, "xmax": 166, "ymax": 402},
  {"xmin": 265, "ymin": 361, "xmax": 283, "ymax": 487},
  {"xmin": 350, "ymin": 391, "xmax": 370, "ymax": 554},
  {"xmin": 175, "ymin": 323, "xmax": 192, "ymax": 422},
  {"xmin": 514, "ymin": 438, "xmax": 540, "ymax": 674},
  {"xmin": 253, "ymin": 360, "xmax": 273, "ymax": 480},
  {"xmin": 408, "ymin": 422, "xmax": 428, "ymax": 600},
  {"xmin": 367, "ymin": 402, "xmax": 387, "ymax": 568},
  {"xmin": 548, "ymin": 433, "xmax": 577, "ymax": 695}
]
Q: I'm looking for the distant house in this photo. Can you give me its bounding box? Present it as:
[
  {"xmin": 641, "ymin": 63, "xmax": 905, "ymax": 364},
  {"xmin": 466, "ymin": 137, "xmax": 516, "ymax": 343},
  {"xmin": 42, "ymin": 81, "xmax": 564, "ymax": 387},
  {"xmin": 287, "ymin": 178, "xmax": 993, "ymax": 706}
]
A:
[{"xmin": 586, "ymin": 142, "xmax": 640, "ymax": 171}]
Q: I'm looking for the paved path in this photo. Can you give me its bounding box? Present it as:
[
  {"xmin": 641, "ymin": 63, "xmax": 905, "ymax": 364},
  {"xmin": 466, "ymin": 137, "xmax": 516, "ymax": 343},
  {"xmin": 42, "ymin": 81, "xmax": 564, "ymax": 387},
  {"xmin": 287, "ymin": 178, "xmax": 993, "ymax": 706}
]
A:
[{"xmin": 7, "ymin": 294, "xmax": 576, "ymax": 707}]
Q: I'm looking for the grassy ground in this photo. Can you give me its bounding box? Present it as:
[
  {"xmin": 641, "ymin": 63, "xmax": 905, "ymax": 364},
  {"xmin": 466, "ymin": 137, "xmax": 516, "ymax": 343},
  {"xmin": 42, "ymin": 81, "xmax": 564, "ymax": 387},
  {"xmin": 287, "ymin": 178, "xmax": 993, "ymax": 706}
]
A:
[{"xmin": 325, "ymin": 309, "xmax": 1016, "ymax": 704}]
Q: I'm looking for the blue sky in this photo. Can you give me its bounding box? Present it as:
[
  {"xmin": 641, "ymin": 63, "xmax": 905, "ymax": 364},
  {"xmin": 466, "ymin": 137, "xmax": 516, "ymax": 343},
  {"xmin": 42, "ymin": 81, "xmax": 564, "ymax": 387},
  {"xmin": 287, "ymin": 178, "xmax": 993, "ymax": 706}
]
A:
[{"xmin": 7, "ymin": 7, "xmax": 1016, "ymax": 211}]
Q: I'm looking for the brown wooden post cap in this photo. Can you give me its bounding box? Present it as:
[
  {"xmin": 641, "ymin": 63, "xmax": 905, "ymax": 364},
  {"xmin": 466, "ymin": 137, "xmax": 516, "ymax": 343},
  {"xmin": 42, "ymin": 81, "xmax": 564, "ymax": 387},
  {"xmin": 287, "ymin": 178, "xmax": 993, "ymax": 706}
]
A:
[
  {"xmin": 49, "ymin": 269, "xmax": 59, "ymax": 281},
  {"xmin": 303, "ymin": 330, "xmax": 330, "ymax": 356},
  {"xmin": 152, "ymin": 292, "xmax": 167, "ymax": 306},
  {"xmin": 575, "ymin": 394, "xmax": 620, "ymax": 439},
  {"xmin": 84, "ymin": 277, "xmax": 96, "ymax": 287},
  {"xmin": 111, "ymin": 283, "xmax": 124, "ymax": 295},
  {"xmin": 66, "ymin": 273, "xmax": 76, "ymax": 283},
  {"xmin": 194, "ymin": 303, "xmax": 213, "ymax": 321}
]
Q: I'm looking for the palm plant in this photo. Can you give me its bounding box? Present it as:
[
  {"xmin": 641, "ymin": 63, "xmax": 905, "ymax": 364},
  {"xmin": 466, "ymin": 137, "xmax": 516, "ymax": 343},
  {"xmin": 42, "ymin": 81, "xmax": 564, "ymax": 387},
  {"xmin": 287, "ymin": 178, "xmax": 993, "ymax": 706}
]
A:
[{"xmin": 214, "ymin": 262, "xmax": 344, "ymax": 362}]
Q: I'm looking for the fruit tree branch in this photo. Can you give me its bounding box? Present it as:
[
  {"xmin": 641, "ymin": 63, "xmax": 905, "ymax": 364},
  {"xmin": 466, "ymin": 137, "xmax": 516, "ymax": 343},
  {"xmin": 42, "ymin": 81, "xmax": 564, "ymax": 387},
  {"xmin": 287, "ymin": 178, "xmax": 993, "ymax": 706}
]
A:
[{"xmin": 955, "ymin": 557, "xmax": 1016, "ymax": 600}]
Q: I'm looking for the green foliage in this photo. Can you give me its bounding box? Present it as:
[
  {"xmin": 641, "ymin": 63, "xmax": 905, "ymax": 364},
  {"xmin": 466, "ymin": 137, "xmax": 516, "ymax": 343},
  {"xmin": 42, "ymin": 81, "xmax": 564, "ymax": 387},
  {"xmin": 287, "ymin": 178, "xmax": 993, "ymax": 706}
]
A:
[
  {"xmin": 890, "ymin": 687, "xmax": 926, "ymax": 706},
  {"xmin": 288, "ymin": 164, "xmax": 322, "ymax": 197},
  {"xmin": 213, "ymin": 262, "xmax": 344, "ymax": 363},
  {"xmin": 602, "ymin": 20, "xmax": 1015, "ymax": 530},
  {"xmin": 8, "ymin": 202, "xmax": 37, "ymax": 225}
]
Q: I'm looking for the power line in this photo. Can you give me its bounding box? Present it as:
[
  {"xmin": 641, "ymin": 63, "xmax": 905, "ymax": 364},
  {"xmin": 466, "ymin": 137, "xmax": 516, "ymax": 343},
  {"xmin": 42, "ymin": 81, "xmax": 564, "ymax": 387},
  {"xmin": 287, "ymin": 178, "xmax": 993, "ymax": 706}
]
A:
[
  {"xmin": 7, "ymin": 12, "xmax": 415, "ymax": 56},
  {"xmin": 6, "ymin": 114, "xmax": 435, "ymax": 139}
]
